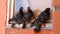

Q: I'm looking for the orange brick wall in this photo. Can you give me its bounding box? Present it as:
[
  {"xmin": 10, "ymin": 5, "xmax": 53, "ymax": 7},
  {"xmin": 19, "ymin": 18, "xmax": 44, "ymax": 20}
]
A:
[
  {"xmin": 53, "ymin": 11, "xmax": 60, "ymax": 34},
  {"xmin": 6, "ymin": 29, "xmax": 51, "ymax": 34},
  {"xmin": 53, "ymin": 0, "xmax": 60, "ymax": 6},
  {"xmin": 6, "ymin": 28, "xmax": 19, "ymax": 34},
  {"xmin": 0, "ymin": 0, "xmax": 6, "ymax": 34},
  {"xmin": 53, "ymin": 0, "xmax": 60, "ymax": 34}
]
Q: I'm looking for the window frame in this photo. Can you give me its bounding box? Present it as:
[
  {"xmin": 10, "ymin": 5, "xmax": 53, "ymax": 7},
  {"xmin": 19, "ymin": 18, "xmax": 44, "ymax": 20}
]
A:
[{"xmin": 6, "ymin": 0, "xmax": 15, "ymax": 27}]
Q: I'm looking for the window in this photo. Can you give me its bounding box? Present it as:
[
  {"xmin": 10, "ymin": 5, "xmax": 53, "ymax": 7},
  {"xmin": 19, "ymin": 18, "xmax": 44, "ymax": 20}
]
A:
[{"xmin": 6, "ymin": 0, "xmax": 53, "ymax": 30}]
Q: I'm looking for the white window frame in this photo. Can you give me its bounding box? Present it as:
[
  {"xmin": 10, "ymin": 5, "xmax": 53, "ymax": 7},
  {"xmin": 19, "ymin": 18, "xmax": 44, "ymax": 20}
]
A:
[{"xmin": 6, "ymin": 0, "xmax": 15, "ymax": 27}]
